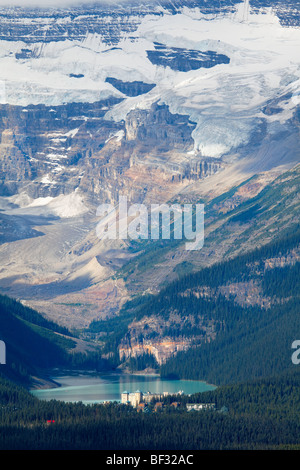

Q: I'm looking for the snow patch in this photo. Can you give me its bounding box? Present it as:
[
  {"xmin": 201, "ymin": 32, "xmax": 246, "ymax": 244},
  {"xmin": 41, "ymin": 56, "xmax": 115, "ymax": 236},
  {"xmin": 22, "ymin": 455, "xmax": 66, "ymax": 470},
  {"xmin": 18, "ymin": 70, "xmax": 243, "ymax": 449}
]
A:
[
  {"xmin": 46, "ymin": 153, "xmax": 68, "ymax": 160},
  {"xmin": 29, "ymin": 196, "xmax": 54, "ymax": 207},
  {"xmin": 41, "ymin": 174, "xmax": 56, "ymax": 184},
  {"xmin": 47, "ymin": 191, "xmax": 88, "ymax": 218},
  {"xmin": 105, "ymin": 129, "xmax": 125, "ymax": 144},
  {"xmin": 0, "ymin": 5, "xmax": 299, "ymax": 158},
  {"xmin": 8, "ymin": 192, "xmax": 33, "ymax": 208},
  {"xmin": 65, "ymin": 128, "xmax": 79, "ymax": 138},
  {"xmin": 9, "ymin": 191, "xmax": 89, "ymax": 219}
]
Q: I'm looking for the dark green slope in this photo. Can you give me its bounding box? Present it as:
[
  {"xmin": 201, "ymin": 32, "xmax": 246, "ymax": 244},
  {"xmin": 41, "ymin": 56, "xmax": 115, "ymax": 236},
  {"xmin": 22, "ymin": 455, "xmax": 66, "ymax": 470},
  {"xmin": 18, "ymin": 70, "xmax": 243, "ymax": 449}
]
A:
[
  {"xmin": 158, "ymin": 227, "xmax": 300, "ymax": 384},
  {"xmin": 92, "ymin": 222, "xmax": 300, "ymax": 385},
  {"xmin": 1, "ymin": 369, "xmax": 300, "ymax": 450},
  {"xmin": 160, "ymin": 297, "xmax": 299, "ymax": 385},
  {"xmin": 0, "ymin": 294, "xmax": 119, "ymax": 385},
  {"xmin": 0, "ymin": 294, "xmax": 76, "ymax": 384}
]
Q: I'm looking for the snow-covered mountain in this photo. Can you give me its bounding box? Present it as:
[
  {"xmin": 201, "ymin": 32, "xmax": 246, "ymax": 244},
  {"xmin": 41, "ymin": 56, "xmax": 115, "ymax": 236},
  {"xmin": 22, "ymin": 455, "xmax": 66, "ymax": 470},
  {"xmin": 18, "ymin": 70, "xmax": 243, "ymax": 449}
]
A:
[
  {"xmin": 0, "ymin": 1, "xmax": 299, "ymax": 163},
  {"xmin": 0, "ymin": 0, "xmax": 299, "ymax": 327}
]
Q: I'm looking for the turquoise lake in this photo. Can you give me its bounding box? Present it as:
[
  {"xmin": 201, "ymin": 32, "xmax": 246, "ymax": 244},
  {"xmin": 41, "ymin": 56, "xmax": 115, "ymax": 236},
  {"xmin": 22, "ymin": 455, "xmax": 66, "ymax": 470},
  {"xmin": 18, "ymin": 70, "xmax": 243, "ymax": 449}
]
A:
[{"xmin": 31, "ymin": 372, "xmax": 216, "ymax": 404}]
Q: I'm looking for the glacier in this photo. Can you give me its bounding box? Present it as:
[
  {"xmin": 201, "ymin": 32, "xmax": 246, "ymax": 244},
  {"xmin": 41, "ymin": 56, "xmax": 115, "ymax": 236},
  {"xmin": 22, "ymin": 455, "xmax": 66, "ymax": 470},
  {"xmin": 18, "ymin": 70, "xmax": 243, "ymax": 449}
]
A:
[
  {"xmin": 0, "ymin": 0, "xmax": 299, "ymax": 327},
  {"xmin": 0, "ymin": 2, "xmax": 298, "ymax": 159},
  {"xmin": 0, "ymin": 3, "xmax": 298, "ymax": 159},
  {"xmin": 0, "ymin": 0, "xmax": 300, "ymax": 166}
]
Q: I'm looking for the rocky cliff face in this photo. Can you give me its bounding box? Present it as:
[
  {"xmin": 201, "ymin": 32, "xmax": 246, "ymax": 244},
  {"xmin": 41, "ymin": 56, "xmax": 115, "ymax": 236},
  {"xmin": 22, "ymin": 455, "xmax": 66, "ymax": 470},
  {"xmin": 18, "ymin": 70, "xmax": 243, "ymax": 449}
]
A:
[
  {"xmin": 119, "ymin": 339, "xmax": 192, "ymax": 365},
  {"xmin": 0, "ymin": 98, "xmax": 123, "ymax": 198},
  {"xmin": 118, "ymin": 314, "xmax": 216, "ymax": 364},
  {"xmin": 0, "ymin": 0, "xmax": 299, "ymax": 363},
  {"xmin": 0, "ymin": 97, "xmax": 225, "ymax": 330},
  {"xmin": 0, "ymin": 100, "xmax": 223, "ymax": 204}
]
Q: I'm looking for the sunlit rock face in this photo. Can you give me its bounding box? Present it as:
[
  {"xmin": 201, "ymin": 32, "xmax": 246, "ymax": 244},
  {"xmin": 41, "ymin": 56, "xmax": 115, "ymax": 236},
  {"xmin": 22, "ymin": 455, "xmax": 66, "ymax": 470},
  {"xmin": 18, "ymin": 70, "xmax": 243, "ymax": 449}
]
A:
[
  {"xmin": 0, "ymin": 0, "xmax": 299, "ymax": 327},
  {"xmin": 1, "ymin": 0, "xmax": 300, "ymax": 163}
]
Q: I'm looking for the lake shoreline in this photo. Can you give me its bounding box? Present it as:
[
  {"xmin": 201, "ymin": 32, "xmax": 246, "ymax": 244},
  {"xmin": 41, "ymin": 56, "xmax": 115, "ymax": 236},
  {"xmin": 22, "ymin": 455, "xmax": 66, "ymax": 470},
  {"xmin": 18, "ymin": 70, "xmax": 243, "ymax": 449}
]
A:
[
  {"xmin": 30, "ymin": 368, "xmax": 160, "ymax": 391},
  {"xmin": 30, "ymin": 370, "xmax": 216, "ymax": 403},
  {"xmin": 30, "ymin": 369, "xmax": 216, "ymax": 392},
  {"xmin": 30, "ymin": 375, "xmax": 62, "ymax": 391}
]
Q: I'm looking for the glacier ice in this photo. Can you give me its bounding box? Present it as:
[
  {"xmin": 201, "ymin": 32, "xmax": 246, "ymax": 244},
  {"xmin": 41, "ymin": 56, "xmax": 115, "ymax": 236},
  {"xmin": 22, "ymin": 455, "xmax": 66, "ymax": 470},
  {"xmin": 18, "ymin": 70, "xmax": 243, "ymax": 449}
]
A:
[{"xmin": 0, "ymin": 4, "xmax": 299, "ymax": 158}]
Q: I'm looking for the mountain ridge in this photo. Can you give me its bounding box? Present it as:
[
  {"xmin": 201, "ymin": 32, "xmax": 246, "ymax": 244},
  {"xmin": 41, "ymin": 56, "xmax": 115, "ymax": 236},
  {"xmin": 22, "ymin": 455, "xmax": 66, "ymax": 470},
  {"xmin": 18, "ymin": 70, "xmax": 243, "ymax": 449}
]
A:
[{"xmin": 0, "ymin": 0, "xmax": 299, "ymax": 376}]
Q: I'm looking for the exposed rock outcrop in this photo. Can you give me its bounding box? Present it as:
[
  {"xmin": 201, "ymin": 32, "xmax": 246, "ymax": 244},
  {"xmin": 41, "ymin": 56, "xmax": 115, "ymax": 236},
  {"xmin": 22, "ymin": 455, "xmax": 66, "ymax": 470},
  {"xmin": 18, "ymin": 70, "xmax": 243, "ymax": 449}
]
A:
[{"xmin": 0, "ymin": 101, "xmax": 223, "ymax": 206}]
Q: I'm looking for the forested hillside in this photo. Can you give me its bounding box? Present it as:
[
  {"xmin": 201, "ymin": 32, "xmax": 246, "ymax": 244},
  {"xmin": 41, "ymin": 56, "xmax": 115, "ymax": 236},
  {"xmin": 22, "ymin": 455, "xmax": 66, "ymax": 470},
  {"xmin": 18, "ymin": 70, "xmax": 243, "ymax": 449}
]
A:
[
  {"xmin": 1, "ymin": 370, "xmax": 300, "ymax": 450},
  {"xmin": 91, "ymin": 223, "xmax": 300, "ymax": 384},
  {"xmin": 0, "ymin": 295, "xmax": 112, "ymax": 385},
  {"xmin": 159, "ymin": 228, "xmax": 300, "ymax": 384}
]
